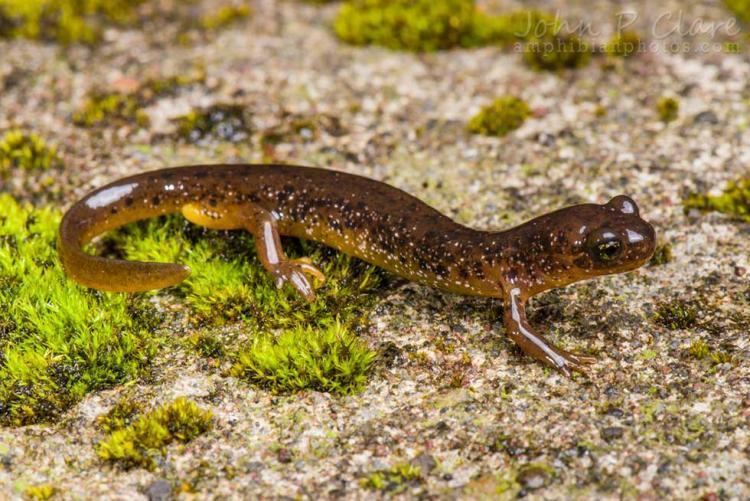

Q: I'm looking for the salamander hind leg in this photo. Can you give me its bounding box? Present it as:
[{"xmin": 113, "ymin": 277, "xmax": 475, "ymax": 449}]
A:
[{"xmin": 181, "ymin": 202, "xmax": 325, "ymax": 301}]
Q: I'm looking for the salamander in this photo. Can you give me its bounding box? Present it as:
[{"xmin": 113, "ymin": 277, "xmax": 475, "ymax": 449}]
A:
[{"xmin": 58, "ymin": 164, "xmax": 656, "ymax": 376}]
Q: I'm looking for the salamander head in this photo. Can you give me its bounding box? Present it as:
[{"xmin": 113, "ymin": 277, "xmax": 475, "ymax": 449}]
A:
[
  {"xmin": 511, "ymin": 195, "xmax": 656, "ymax": 294},
  {"xmin": 565, "ymin": 195, "xmax": 656, "ymax": 279}
]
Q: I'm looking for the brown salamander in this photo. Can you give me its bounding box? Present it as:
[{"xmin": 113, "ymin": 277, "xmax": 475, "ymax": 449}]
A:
[{"xmin": 58, "ymin": 164, "xmax": 656, "ymax": 376}]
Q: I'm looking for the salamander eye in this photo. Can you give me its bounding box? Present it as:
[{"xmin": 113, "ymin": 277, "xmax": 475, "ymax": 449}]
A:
[{"xmin": 587, "ymin": 229, "xmax": 624, "ymax": 264}]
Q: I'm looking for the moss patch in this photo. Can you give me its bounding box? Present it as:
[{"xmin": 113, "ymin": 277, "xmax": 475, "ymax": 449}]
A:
[
  {"xmin": 725, "ymin": 0, "xmax": 750, "ymax": 23},
  {"xmin": 188, "ymin": 332, "xmax": 226, "ymax": 359},
  {"xmin": 96, "ymin": 395, "xmax": 144, "ymax": 433},
  {"xmin": 173, "ymin": 104, "xmax": 252, "ymax": 143},
  {"xmin": 684, "ymin": 177, "xmax": 750, "ymax": 222},
  {"xmin": 0, "ymin": 195, "xmax": 158, "ymax": 426},
  {"xmin": 653, "ymin": 299, "xmax": 698, "ymax": 330},
  {"xmin": 333, "ymin": 0, "xmax": 477, "ymax": 52},
  {"xmin": 105, "ymin": 213, "xmax": 385, "ymax": 394},
  {"xmin": 687, "ymin": 340, "xmax": 733, "ymax": 365},
  {"xmin": 0, "ymin": 129, "xmax": 59, "ymax": 174},
  {"xmin": 360, "ymin": 462, "xmax": 422, "ymax": 493},
  {"xmin": 199, "ymin": 4, "xmax": 251, "ymax": 31},
  {"xmin": 656, "ymin": 96, "xmax": 679, "ymax": 123},
  {"xmin": 0, "ymin": 0, "xmax": 145, "ymax": 44},
  {"xmin": 523, "ymin": 32, "xmax": 591, "ymax": 71},
  {"xmin": 648, "ymin": 242, "xmax": 673, "ymax": 266},
  {"xmin": 72, "ymin": 92, "xmax": 150, "ymax": 128},
  {"xmin": 467, "ymin": 96, "xmax": 530, "ymax": 137},
  {"xmin": 73, "ymin": 71, "xmax": 205, "ymax": 129},
  {"xmin": 333, "ymin": 1, "xmax": 557, "ymax": 52},
  {"xmin": 605, "ymin": 30, "xmax": 642, "ymax": 58},
  {"xmin": 23, "ymin": 484, "xmax": 56, "ymax": 500},
  {"xmin": 109, "ymin": 215, "xmax": 385, "ymax": 328},
  {"xmin": 96, "ymin": 397, "xmax": 212, "ymax": 470},
  {"xmin": 230, "ymin": 322, "xmax": 376, "ymax": 395}
]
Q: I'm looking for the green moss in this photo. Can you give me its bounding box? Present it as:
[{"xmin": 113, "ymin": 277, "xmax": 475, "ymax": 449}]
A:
[
  {"xmin": 0, "ymin": 129, "xmax": 59, "ymax": 174},
  {"xmin": 188, "ymin": 332, "xmax": 225, "ymax": 359},
  {"xmin": 23, "ymin": 484, "xmax": 56, "ymax": 500},
  {"xmin": 230, "ymin": 322, "xmax": 376, "ymax": 395},
  {"xmin": 199, "ymin": 5, "xmax": 251, "ymax": 31},
  {"xmin": 469, "ymin": 10, "xmax": 559, "ymax": 48},
  {"xmin": 97, "ymin": 397, "xmax": 212, "ymax": 470},
  {"xmin": 523, "ymin": 32, "xmax": 591, "ymax": 71},
  {"xmin": 73, "ymin": 70, "xmax": 205, "ymax": 129},
  {"xmin": 656, "ymin": 96, "xmax": 679, "ymax": 123},
  {"xmin": 687, "ymin": 340, "xmax": 733, "ymax": 365},
  {"xmin": 684, "ymin": 177, "xmax": 750, "ymax": 222},
  {"xmin": 173, "ymin": 104, "xmax": 251, "ymax": 143},
  {"xmin": 467, "ymin": 96, "xmax": 530, "ymax": 136},
  {"xmin": 0, "ymin": 195, "xmax": 158, "ymax": 426},
  {"xmin": 638, "ymin": 349, "xmax": 658, "ymax": 360},
  {"xmin": 605, "ymin": 30, "xmax": 642, "ymax": 58},
  {"xmin": 333, "ymin": 1, "xmax": 557, "ymax": 52},
  {"xmin": 653, "ymin": 300, "xmax": 698, "ymax": 330},
  {"xmin": 333, "ymin": 0, "xmax": 477, "ymax": 51},
  {"xmin": 96, "ymin": 396, "xmax": 144, "ymax": 433},
  {"xmin": 104, "ymin": 213, "xmax": 385, "ymax": 393},
  {"xmin": 0, "ymin": 0, "xmax": 145, "ymax": 44},
  {"xmin": 139, "ymin": 70, "xmax": 206, "ymax": 99},
  {"xmin": 648, "ymin": 242, "xmax": 673, "ymax": 266},
  {"xmin": 360, "ymin": 462, "xmax": 422, "ymax": 492},
  {"xmin": 688, "ymin": 340, "xmax": 710, "ymax": 359},
  {"xmin": 725, "ymin": 0, "xmax": 750, "ymax": 23},
  {"xmin": 109, "ymin": 215, "xmax": 384, "ymax": 329},
  {"xmin": 72, "ymin": 92, "xmax": 150, "ymax": 128}
]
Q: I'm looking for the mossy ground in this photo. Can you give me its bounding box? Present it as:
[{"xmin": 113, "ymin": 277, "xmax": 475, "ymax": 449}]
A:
[
  {"xmin": 360, "ymin": 462, "xmax": 422, "ymax": 493},
  {"xmin": 656, "ymin": 96, "xmax": 680, "ymax": 122},
  {"xmin": 684, "ymin": 177, "xmax": 750, "ymax": 222},
  {"xmin": 523, "ymin": 32, "xmax": 591, "ymax": 71},
  {"xmin": 230, "ymin": 322, "xmax": 376, "ymax": 395},
  {"xmin": 604, "ymin": 31, "xmax": 642, "ymax": 58},
  {"xmin": 23, "ymin": 484, "xmax": 56, "ymax": 500},
  {"xmin": 653, "ymin": 299, "xmax": 699, "ymax": 330},
  {"xmin": 73, "ymin": 71, "xmax": 205, "ymax": 129},
  {"xmin": 725, "ymin": 0, "xmax": 750, "ymax": 23},
  {"xmin": 198, "ymin": 4, "xmax": 251, "ymax": 31},
  {"xmin": 0, "ymin": 195, "xmax": 158, "ymax": 425},
  {"xmin": 0, "ymin": 129, "xmax": 59, "ymax": 174},
  {"xmin": 467, "ymin": 96, "xmax": 530, "ymax": 137},
  {"xmin": 96, "ymin": 397, "xmax": 212, "ymax": 470},
  {"xmin": 0, "ymin": 0, "xmax": 253, "ymax": 44},
  {"xmin": 103, "ymin": 214, "xmax": 385, "ymax": 394},
  {"xmin": 333, "ymin": 0, "xmax": 580, "ymax": 71},
  {"xmin": 0, "ymin": 0, "xmax": 145, "ymax": 44},
  {"xmin": 0, "ymin": 191, "xmax": 384, "ymax": 426}
]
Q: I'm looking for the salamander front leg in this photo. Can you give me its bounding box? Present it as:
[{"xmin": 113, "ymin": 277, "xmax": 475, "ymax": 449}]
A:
[
  {"xmin": 182, "ymin": 203, "xmax": 325, "ymax": 301},
  {"xmin": 503, "ymin": 287, "xmax": 596, "ymax": 377}
]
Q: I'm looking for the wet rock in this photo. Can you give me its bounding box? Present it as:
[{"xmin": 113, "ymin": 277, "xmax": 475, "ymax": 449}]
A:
[
  {"xmin": 146, "ymin": 479, "xmax": 172, "ymax": 501},
  {"xmin": 693, "ymin": 111, "xmax": 719, "ymax": 124},
  {"xmin": 601, "ymin": 426, "xmax": 624, "ymax": 441}
]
